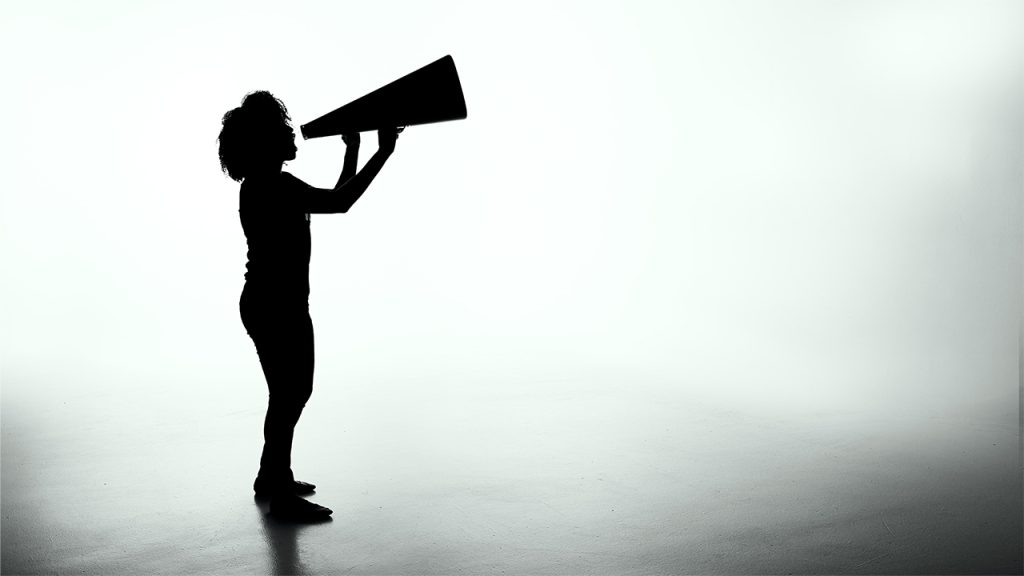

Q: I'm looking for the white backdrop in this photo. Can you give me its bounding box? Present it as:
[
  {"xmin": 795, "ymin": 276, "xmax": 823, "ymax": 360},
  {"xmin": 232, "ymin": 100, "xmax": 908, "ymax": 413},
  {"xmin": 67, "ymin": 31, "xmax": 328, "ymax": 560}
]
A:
[{"xmin": 2, "ymin": 0, "xmax": 1021, "ymax": 418}]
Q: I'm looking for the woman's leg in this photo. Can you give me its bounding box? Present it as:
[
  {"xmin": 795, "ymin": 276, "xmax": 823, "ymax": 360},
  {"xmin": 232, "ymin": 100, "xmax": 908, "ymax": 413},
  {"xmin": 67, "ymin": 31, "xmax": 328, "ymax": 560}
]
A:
[{"xmin": 243, "ymin": 304, "xmax": 315, "ymax": 494}]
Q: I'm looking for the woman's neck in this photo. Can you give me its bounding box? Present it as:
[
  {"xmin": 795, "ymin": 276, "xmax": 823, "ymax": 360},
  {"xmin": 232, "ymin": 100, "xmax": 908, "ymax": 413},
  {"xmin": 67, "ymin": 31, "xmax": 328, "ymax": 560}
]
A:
[{"xmin": 249, "ymin": 163, "xmax": 284, "ymax": 179}]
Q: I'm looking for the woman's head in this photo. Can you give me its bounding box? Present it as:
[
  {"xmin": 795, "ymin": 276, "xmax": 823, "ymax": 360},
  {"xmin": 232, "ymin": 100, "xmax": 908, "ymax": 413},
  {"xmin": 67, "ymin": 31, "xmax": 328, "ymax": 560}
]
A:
[{"xmin": 218, "ymin": 91, "xmax": 297, "ymax": 181}]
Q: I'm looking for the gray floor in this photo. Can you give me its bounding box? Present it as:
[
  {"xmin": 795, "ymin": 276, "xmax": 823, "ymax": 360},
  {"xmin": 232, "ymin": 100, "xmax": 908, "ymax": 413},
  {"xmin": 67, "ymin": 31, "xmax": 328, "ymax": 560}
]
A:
[{"xmin": 2, "ymin": 373, "xmax": 1021, "ymax": 575}]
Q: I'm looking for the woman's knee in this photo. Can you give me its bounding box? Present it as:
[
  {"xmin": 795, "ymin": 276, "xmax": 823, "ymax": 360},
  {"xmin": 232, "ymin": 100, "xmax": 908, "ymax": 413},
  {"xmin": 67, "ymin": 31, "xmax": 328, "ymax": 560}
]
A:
[
  {"xmin": 267, "ymin": 393, "xmax": 307, "ymax": 420},
  {"xmin": 297, "ymin": 383, "xmax": 313, "ymax": 406}
]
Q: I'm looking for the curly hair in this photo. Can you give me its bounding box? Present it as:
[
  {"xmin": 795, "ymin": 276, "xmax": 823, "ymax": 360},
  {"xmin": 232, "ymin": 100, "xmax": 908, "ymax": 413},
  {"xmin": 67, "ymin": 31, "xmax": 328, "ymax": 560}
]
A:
[{"xmin": 218, "ymin": 91, "xmax": 293, "ymax": 181}]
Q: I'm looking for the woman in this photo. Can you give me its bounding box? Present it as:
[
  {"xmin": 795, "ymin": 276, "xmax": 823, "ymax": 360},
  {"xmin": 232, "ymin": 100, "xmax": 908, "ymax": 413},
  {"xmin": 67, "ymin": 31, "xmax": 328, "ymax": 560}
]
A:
[{"xmin": 218, "ymin": 91, "xmax": 399, "ymax": 521}]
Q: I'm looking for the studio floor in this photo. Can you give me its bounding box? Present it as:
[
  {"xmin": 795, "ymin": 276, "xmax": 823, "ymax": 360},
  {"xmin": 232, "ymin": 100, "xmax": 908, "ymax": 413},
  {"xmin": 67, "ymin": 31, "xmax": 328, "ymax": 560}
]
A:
[{"xmin": 2, "ymin": 372, "xmax": 1021, "ymax": 575}]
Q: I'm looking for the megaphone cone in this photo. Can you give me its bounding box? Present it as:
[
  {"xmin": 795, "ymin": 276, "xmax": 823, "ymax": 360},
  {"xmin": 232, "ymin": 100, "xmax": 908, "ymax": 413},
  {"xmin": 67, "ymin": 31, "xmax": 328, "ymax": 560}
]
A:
[{"xmin": 301, "ymin": 55, "xmax": 467, "ymax": 139}]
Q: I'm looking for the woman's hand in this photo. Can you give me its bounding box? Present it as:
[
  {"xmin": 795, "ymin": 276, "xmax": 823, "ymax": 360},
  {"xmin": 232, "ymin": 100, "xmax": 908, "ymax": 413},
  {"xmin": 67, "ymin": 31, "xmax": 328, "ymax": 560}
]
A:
[
  {"xmin": 377, "ymin": 127, "xmax": 401, "ymax": 154},
  {"xmin": 342, "ymin": 132, "xmax": 360, "ymax": 146}
]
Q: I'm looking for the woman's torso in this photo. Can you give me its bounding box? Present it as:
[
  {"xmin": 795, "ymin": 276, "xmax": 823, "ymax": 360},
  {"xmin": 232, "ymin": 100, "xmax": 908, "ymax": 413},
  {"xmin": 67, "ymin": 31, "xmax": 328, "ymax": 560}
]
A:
[{"xmin": 239, "ymin": 172, "xmax": 311, "ymax": 304}]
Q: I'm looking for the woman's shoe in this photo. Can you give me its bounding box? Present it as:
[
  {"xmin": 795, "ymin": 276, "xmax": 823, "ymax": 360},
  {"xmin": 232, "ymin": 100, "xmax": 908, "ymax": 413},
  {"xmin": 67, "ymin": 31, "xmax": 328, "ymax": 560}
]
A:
[{"xmin": 269, "ymin": 495, "xmax": 333, "ymax": 522}]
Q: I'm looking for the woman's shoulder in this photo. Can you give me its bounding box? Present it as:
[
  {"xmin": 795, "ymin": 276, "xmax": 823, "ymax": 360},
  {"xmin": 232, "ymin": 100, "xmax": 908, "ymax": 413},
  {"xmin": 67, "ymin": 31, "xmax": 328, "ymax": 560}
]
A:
[
  {"xmin": 279, "ymin": 171, "xmax": 312, "ymax": 190},
  {"xmin": 241, "ymin": 172, "xmax": 314, "ymax": 214}
]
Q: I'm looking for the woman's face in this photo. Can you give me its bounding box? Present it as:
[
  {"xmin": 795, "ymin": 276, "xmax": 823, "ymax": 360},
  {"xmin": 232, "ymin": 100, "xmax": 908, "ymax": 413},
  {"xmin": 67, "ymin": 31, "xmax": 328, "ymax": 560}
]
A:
[
  {"xmin": 281, "ymin": 125, "xmax": 297, "ymax": 161},
  {"xmin": 268, "ymin": 123, "xmax": 297, "ymax": 163}
]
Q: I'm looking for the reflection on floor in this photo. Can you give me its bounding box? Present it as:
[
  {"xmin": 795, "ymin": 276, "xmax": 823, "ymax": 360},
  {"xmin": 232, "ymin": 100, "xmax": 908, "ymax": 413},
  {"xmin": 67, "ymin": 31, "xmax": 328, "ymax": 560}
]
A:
[{"xmin": 2, "ymin": 372, "xmax": 1020, "ymax": 574}]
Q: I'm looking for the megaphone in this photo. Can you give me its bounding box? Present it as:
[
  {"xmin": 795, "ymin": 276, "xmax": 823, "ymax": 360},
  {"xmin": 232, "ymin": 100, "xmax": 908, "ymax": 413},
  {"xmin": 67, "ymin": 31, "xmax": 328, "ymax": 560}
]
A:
[{"xmin": 301, "ymin": 55, "xmax": 467, "ymax": 139}]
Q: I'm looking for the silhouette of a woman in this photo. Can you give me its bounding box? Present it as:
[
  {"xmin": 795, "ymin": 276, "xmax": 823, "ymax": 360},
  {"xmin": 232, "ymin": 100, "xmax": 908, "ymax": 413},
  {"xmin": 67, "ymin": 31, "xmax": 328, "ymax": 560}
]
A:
[{"xmin": 218, "ymin": 91, "xmax": 398, "ymax": 520}]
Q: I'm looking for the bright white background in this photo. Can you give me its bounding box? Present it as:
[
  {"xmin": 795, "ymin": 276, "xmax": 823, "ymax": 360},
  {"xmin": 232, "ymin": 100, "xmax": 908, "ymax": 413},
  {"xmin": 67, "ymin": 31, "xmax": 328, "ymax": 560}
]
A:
[{"xmin": 2, "ymin": 0, "xmax": 1021, "ymax": 420}]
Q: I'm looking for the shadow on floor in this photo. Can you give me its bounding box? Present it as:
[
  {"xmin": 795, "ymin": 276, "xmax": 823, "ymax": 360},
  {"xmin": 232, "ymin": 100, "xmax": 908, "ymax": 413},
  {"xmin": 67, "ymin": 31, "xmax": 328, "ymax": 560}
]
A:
[{"xmin": 255, "ymin": 496, "xmax": 333, "ymax": 576}]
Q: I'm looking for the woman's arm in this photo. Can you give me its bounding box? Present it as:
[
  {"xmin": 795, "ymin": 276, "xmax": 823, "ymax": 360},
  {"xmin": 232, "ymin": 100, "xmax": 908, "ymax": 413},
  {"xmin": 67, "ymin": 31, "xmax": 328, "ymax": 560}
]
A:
[
  {"xmin": 285, "ymin": 128, "xmax": 399, "ymax": 214},
  {"xmin": 337, "ymin": 132, "xmax": 360, "ymax": 186}
]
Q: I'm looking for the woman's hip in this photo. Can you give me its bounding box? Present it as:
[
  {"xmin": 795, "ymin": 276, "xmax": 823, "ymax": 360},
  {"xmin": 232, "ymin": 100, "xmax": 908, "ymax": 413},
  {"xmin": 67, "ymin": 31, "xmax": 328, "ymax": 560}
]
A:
[{"xmin": 240, "ymin": 286, "xmax": 311, "ymax": 339}]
